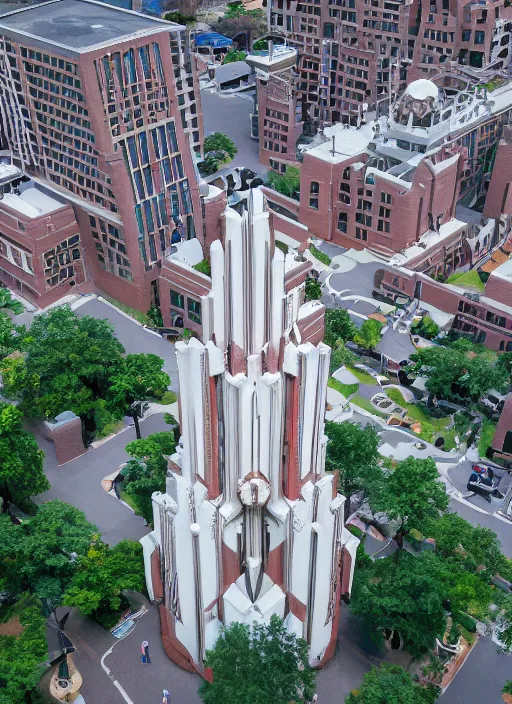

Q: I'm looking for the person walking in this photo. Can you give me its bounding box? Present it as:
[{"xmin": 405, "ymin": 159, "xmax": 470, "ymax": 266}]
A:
[
  {"xmin": 162, "ymin": 689, "xmax": 171, "ymax": 703},
  {"xmin": 141, "ymin": 640, "xmax": 151, "ymax": 664}
]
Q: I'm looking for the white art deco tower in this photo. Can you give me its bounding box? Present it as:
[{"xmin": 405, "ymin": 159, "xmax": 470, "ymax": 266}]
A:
[{"xmin": 142, "ymin": 189, "xmax": 358, "ymax": 674}]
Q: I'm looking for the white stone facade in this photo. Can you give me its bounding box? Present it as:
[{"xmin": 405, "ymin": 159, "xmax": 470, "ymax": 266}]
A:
[{"xmin": 142, "ymin": 188, "xmax": 358, "ymax": 672}]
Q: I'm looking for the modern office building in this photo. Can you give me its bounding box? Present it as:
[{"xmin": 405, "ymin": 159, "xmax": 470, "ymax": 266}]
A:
[
  {"xmin": 141, "ymin": 188, "xmax": 359, "ymax": 674},
  {"xmin": 0, "ymin": 0, "xmax": 204, "ymax": 311}
]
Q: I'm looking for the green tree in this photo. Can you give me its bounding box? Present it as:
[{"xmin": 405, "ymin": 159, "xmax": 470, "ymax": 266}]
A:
[
  {"xmin": 204, "ymin": 132, "xmax": 238, "ymax": 161},
  {"xmin": 0, "ymin": 402, "xmax": 48, "ymax": 505},
  {"xmin": 305, "ymin": 277, "xmax": 322, "ymax": 301},
  {"xmin": 0, "ymin": 500, "xmax": 97, "ymax": 607},
  {"xmin": 422, "ymin": 512, "xmax": 510, "ymax": 580},
  {"xmin": 267, "ymin": 165, "xmax": 300, "ymax": 199},
  {"xmin": 0, "ymin": 312, "xmax": 24, "ymax": 358},
  {"xmin": 370, "ymin": 457, "xmax": 449, "ymax": 548},
  {"xmin": 1, "ymin": 307, "xmax": 124, "ymax": 427},
  {"xmin": 411, "ymin": 315, "xmax": 439, "ymax": 341},
  {"xmin": 325, "ymin": 421, "xmax": 382, "ymax": 501},
  {"xmin": 353, "ymin": 319, "xmax": 383, "ymax": 352},
  {"xmin": 163, "ymin": 10, "xmax": 196, "ymax": 23},
  {"xmin": 122, "ymin": 432, "xmax": 176, "ymax": 522},
  {"xmin": 346, "ymin": 663, "xmax": 438, "ymax": 704},
  {"xmin": 199, "ymin": 615, "xmax": 316, "ymax": 704},
  {"xmin": 214, "ymin": 6, "xmax": 267, "ymax": 45},
  {"xmin": 329, "ymin": 341, "xmax": 356, "ymax": 374},
  {"xmin": 409, "ymin": 345, "xmax": 508, "ymax": 401},
  {"xmin": 497, "ymin": 352, "xmax": 512, "ymax": 379},
  {"xmin": 0, "ymin": 596, "xmax": 48, "ymax": 704},
  {"xmin": 0, "ymin": 288, "xmax": 24, "ymax": 315},
  {"xmin": 323, "ymin": 308, "xmax": 356, "ymax": 348},
  {"xmin": 63, "ymin": 540, "xmax": 144, "ymax": 627},
  {"xmin": 350, "ymin": 551, "xmax": 448, "ymax": 658},
  {"xmin": 107, "ymin": 353, "xmax": 170, "ymax": 436},
  {"xmin": 503, "ymin": 680, "xmax": 512, "ymax": 695},
  {"xmin": 223, "ymin": 49, "xmax": 247, "ymax": 63}
]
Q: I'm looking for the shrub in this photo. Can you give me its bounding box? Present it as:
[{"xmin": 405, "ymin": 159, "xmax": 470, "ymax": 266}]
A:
[
  {"xmin": 147, "ymin": 305, "xmax": 163, "ymax": 327},
  {"xmin": 204, "ymin": 132, "xmax": 237, "ymax": 160},
  {"xmin": 309, "ymin": 243, "xmax": 331, "ymax": 265},
  {"xmin": 193, "ymin": 259, "xmax": 212, "ymax": 276},
  {"xmin": 411, "ymin": 315, "xmax": 440, "ymax": 340},
  {"xmin": 160, "ymin": 390, "xmax": 177, "ymax": 405},
  {"xmin": 305, "ymin": 277, "xmax": 322, "ymax": 301},
  {"xmin": 223, "ymin": 49, "xmax": 247, "ymax": 63},
  {"xmin": 267, "ymin": 165, "xmax": 300, "ymax": 199},
  {"xmin": 452, "ymin": 610, "xmax": 477, "ymax": 633},
  {"xmin": 164, "ymin": 11, "xmax": 196, "ymax": 24}
]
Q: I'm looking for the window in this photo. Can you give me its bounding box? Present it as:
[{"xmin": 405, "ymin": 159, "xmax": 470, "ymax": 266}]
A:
[
  {"xmin": 379, "ymin": 206, "xmax": 391, "ymax": 218},
  {"xmin": 187, "ymin": 297, "xmax": 202, "ymax": 325},
  {"xmin": 462, "ymin": 29, "xmax": 471, "ymax": 42},
  {"xmin": 355, "ymin": 227, "xmax": 367, "ymax": 240},
  {"xmin": 324, "ymin": 22, "xmax": 335, "ymax": 38},
  {"xmin": 475, "ymin": 31, "xmax": 485, "ymax": 45},
  {"xmin": 381, "ymin": 192, "xmax": 393, "ymax": 205},
  {"xmin": 377, "ymin": 219, "xmax": 391, "ymax": 232},
  {"xmin": 170, "ymin": 289, "xmax": 184, "ymax": 308},
  {"xmin": 338, "ymin": 212, "xmax": 347, "ymax": 233},
  {"xmin": 309, "ymin": 181, "xmax": 319, "ymax": 209}
]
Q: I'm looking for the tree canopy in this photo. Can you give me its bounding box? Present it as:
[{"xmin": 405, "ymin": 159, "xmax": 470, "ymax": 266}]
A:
[
  {"xmin": 422, "ymin": 512, "xmax": 511, "ymax": 580},
  {"xmin": 329, "ymin": 341, "xmax": 356, "ymax": 374},
  {"xmin": 63, "ymin": 539, "xmax": 144, "ymax": 628},
  {"xmin": 0, "ymin": 402, "xmax": 48, "ymax": 505},
  {"xmin": 325, "ymin": 421, "xmax": 382, "ymax": 499},
  {"xmin": 353, "ymin": 319, "xmax": 383, "ymax": 352},
  {"xmin": 0, "ymin": 595, "xmax": 48, "ymax": 704},
  {"xmin": 121, "ymin": 432, "xmax": 176, "ymax": 522},
  {"xmin": 267, "ymin": 166, "xmax": 301, "ymax": 200},
  {"xmin": 199, "ymin": 615, "xmax": 316, "ymax": 704},
  {"xmin": 323, "ymin": 308, "xmax": 356, "ymax": 348},
  {"xmin": 369, "ymin": 457, "xmax": 449, "ymax": 547},
  {"xmin": 304, "ymin": 277, "xmax": 322, "ymax": 301},
  {"xmin": 410, "ymin": 315, "xmax": 439, "ymax": 341},
  {"xmin": 0, "ymin": 307, "xmax": 124, "ymax": 423},
  {"xmin": 0, "ymin": 500, "xmax": 97, "ymax": 608},
  {"xmin": 409, "ymin": 344, "xmax": 508, "ymax": 401},
  {"xmin": 107, "ymin": 353, "xmax": 169, "ymax": 413},
  {"xmin": 345, "ymin": 663, "xmax": 438, "ymax": 704},
  {"xmin": 350, "ymin": 551, "xmax": 449, "ymax": 658}
]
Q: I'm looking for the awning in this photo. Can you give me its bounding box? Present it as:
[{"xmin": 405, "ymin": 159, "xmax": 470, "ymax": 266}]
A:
[{"xmin": 194, "ymin": 32, "xmax": 233, "ymax": 49}]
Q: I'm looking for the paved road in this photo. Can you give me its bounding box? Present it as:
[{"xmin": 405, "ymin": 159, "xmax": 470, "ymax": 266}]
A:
[
  {"xmin": 201, "ymin": 88, "xmax": 262, "ymax": 175},
  {"xmin": 74, "ymin": 297, "xmax": 179, "ymax": 391},
  {"xmin": 66, "ymin": 608, "xmax": 202, "ymax": 704},
  {"xmin": 37, "ymin": 413, "xmax": 169, "ymax": 545},
  {"xmin": 440, "ymin": 637, "xmax": 511, "ymax": 703}
]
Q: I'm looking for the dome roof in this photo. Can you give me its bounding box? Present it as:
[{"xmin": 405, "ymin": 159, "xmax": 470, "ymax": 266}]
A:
[{"xmin": 405, "ymin": 79, "xmax": 439, "ymax": 101}]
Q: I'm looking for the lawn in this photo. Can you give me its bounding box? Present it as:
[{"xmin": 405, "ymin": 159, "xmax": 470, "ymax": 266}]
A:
[
  {"xmin": 446, "ymin": 270, "xmax": 485, "ymax": 292},
  {"xmin": 385, "ymin": 387, "xmax": 454, "ymax": 444},
  {"xmin": 347, "ymin": 366, "xmax": 377, "ymax": 385},
  {"xmin": 351, "ymin": 394, "xmax": 387, "ymax": 418},
  {"xmin": 478, "ymin": 419, "xmax": 496, "ymax": 458},
  {"xmin": 309, "ymin": 243, "xmax": 331, "ymax": 266},
  {"xmin": 328, "ymin": 376, "xmax": 358, "ymax": 398},
  {"xmin": 103, "ymin": 296, "xmax": 151, "ymax": 325}
]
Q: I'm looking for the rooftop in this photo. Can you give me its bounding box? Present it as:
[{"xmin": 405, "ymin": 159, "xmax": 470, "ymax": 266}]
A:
[
  {"xmin": 304, "ymin": 122, "xmax": 376, "ymax": 164},
  {"xmin": 0, "ymin": 181, "xmax": 65, "ymax": 217},
  {"xmin": 0, "ymin": 0, "xmax": 179, "ymax": 53},
  {"xmin": 489, "ymin": 257, "xmax": 512, "ymax": 283}
]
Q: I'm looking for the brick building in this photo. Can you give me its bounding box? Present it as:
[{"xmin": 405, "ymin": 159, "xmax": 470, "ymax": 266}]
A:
[
  {"xmin": 263, "ymin": 78, "xmax": 512, "ymax": 271},
  {"xmin": 0, "ymin": 0, "xmax": 205, "ymax": 312},
  {"xmin": 266, "ymin": 0, "xmax": 512, "ymax": 143}
]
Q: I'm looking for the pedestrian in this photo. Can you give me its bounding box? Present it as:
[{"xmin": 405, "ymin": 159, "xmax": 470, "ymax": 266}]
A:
[
  {"xmin": 141, "ymin": 640, "xmax": 151, "ymax": 664},
  {"xmin": 162, "ymin": 689, "xmax": 171, "ymax": 703}
]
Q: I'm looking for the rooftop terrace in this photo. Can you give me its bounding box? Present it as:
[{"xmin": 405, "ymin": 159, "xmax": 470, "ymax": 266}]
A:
[{"xmin": 0, "ymin": 0, "xmax": 180, "ymax": 53}]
